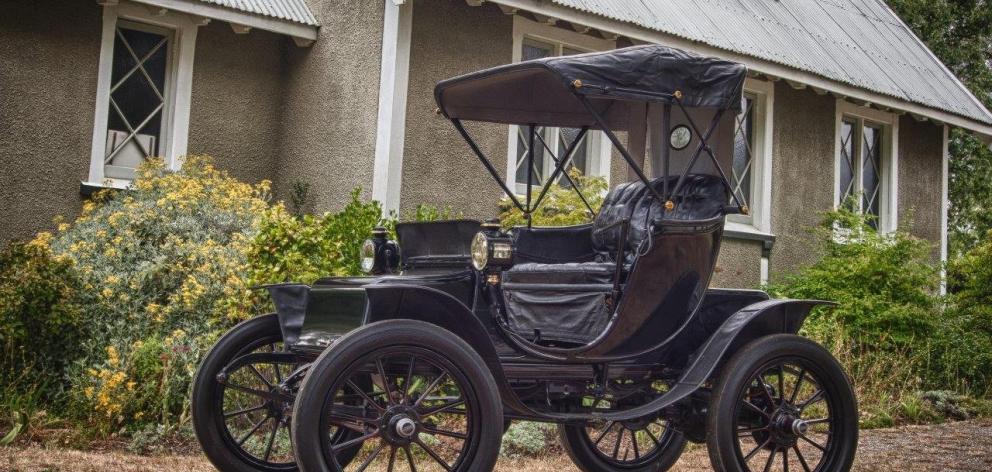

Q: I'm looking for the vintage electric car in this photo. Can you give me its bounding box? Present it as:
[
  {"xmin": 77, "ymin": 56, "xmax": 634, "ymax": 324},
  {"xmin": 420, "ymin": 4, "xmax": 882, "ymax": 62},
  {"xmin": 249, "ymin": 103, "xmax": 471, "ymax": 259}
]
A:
[{"xmin": 192, "ymin": 44, "xmax": 858, "ymax": 472}]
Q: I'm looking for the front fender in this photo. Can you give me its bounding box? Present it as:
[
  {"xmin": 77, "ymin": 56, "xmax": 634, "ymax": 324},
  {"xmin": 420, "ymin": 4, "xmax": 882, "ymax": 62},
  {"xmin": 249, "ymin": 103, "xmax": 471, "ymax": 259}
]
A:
[{"xmin": 364, "ymin": 284, "xmax": 501, "ymax": 370}]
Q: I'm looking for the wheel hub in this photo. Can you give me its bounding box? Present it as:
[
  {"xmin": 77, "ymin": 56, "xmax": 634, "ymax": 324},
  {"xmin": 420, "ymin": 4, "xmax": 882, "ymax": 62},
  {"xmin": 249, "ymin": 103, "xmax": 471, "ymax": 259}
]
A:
[{"xmin": 381, "ymin": 406, "xmax": 421, "ymax": 445}]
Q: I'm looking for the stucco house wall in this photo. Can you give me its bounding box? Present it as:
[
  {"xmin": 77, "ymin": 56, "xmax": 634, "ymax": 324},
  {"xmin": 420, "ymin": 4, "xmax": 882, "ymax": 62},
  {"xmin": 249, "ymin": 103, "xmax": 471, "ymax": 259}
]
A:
[
  {"xmin": 275, "ymin": 0, "xmax": 386, "ymax": 213},
  {"xmin": 768, "ymin": 84, "xmax": 839, "ymax": 282},
  {"xmin": 898, "ymin": 116, "xmax": 944, "ymax": 260},
  {"xmin": 0, "ymin": 0, "xmax": 102, "ymax": 244},
  {"xmin": 187, "ymin": 23, "xmax": 286, "ymax": 186},
  {"xmin": 399, "ymin": 0, "xmax": 513, "ymax": 219}
]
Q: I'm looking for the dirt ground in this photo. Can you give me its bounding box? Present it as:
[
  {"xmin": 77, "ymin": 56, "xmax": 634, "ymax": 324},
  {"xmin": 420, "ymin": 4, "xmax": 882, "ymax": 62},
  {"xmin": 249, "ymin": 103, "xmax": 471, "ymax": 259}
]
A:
[{"xmin": 2, "ymin": 418, "xmax": 990, "ymax": 471}]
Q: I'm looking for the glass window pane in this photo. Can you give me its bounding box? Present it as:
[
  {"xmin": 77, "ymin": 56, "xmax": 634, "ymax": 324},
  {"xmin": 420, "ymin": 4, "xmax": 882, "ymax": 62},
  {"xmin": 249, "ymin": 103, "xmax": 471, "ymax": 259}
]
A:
[
  {"xmin": 862, "ymin": 124, "xmax": 882, "ymax": 227},
  {"xmin": 105, "ymin": 22, "xmax": 171, "ymax": 178},
  {"xmin": 839, "ymin": 119, "xmax": 856, "ymax": 208},
  {"xmin": 732, "ymin": 95, "xmax": 755, "ymax": 207},
  {"xmin": 556, "ymin": 127, "xmax": 589, "ymax": 187},
  {"xmin": 522, "ymin": 39, "xmax": 554, "ymax": 61},
  {"xmin": 515, "ymin": 125, "xmax": 545, "ymax": 186}
]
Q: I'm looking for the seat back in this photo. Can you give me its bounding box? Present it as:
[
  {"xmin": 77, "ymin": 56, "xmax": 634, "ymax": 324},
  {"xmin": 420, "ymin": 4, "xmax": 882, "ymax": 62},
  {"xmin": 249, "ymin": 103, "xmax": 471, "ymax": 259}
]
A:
[{"xmin": 591, "ymin": 174, "xmax": 727, "ymax": 263}]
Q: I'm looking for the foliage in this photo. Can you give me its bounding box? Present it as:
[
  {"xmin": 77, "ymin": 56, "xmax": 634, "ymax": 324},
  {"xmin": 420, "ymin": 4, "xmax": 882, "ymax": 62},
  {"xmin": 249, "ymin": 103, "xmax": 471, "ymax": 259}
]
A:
[
  {"xmin": 35, "ymin": 156, "xmax": 270, "ymax": 431},
  {"xmin": 248, "ymin": 188, "xmax": 389, "ymax": 285},
  {"xmin": 0, "ymin": 239, "xmax": 86, "ymax": 394},
  {"xmin": 403, "ymin": 203, "xmax": 461, "ymax": 223},
  {"xmin": 499, "ymin": 170, "xmax": 607, "ymax": 228},
  {"xmin": 499, "ymin": 421, "xmax": 557, "ymax": 457},
  {"xmin": 769, "ymin": 206, "xmax": 939, "ymax": 351},
  {"xmin": 942, "ymin": 230, "xmax": 992, "ymax": 394},
  {"xmin": 770, "ymin": 206, "xmax": 992, "ymax": 425},
  {"xmin": 887, "ymin": 0, "xmax": 992, "ymax": 256}
]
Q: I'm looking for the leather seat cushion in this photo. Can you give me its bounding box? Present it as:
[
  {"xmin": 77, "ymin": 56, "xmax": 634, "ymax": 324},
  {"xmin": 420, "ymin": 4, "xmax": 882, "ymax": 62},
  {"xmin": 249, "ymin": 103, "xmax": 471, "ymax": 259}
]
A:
[{"xmin": 503, "ymin": 262, "xmax": 616, "ymax": 285}]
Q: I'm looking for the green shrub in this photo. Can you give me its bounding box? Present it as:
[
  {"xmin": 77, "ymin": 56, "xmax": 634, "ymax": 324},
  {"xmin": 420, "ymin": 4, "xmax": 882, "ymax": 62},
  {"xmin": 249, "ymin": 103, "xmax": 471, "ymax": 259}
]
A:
[
  {"xmin": 249, "ymin": 188, "xmax": 389, "ymax": 285},
  {"xmin": 0, "ymin": 239, "xmax": 86, "ymax": 396},
  {"xmin": 38, "ymin": 156, "xmax": 269, "ymax": 431},
  {"xmin": 769, "ymin": 207, "xmax": 939, "ymax": 351},
  {"xmin": 942, "ymin": 231, "xmax": 992, "ymax": 395},
  {"xmin": 499, "ymin": 170, "xmax": 607, "ymax": 228},
  {"xmin": 769, "ymin": 206, "xmax": 992, "ymax": 424},
  {"xmin": 499, "ymin": 421, "xmax": 557, "ymax": 457}
]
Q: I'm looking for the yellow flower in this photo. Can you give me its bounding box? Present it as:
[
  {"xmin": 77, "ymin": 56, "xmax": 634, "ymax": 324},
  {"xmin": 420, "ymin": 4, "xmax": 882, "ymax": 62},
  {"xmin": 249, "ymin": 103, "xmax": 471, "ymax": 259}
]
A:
[
  {"xmin": 101, "ymin": 287, "xmax": 114, "ymax": 299},
  {"xmin": 83, "ymin": 387, "xmax": 95, "ymax": 399}
]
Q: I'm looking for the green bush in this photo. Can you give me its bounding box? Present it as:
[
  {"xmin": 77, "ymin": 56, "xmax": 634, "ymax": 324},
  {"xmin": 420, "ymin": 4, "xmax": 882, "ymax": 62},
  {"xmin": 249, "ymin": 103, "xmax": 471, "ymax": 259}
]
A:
[
  {"xmin": 248, "ymin": 188, "xmax": 389, "ymax": 285},
  {"xmin": 0, "ymin": 239, "xmax": 86, "ymax": 397},
  {"xmin": 769, "ymin": 206, "xmax": 992, "ymax": 424},
  {"xmin": 34, "ymin": 156, "xmax": 270, "ymax": 432},
  {"xmin": 942, "ymin": 230, "xmax": 992, "ymax": 395},
  {"xmin": 499, "ymin": 170, "xmax": 607, "ymax": 228},
  {"xmin": 500, "ymin": 421, "xmax": 557, "ymax": 457}
]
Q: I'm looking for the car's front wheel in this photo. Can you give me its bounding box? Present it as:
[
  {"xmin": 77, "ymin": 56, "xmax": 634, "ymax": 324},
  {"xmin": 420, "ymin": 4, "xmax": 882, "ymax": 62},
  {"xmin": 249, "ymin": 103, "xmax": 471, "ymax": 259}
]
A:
[
  {"xmin": 291, "ymin": 319, "xmax": 504, "ymax": 471},
  {"xmin": 706, "ymin": 334, "xmax": 858, "ymax": 472}
]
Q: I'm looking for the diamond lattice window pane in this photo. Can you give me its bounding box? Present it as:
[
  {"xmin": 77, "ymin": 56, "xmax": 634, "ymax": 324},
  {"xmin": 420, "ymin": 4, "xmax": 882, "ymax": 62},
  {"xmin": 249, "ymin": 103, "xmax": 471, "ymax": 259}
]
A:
[
  {"xmin": 862, "ymin": 124, "xmax": 882, "ymax": 227},
  {"xmin": 104, "ymin": 22, "xmax": 171, "ymax": 180},
  {"xmin": 731, "ymin": 96, "xmax": 755, "ymax": 207},
  {"xmin": 839, "ymin": 120, "xmax": 856, "ymax": 207}
]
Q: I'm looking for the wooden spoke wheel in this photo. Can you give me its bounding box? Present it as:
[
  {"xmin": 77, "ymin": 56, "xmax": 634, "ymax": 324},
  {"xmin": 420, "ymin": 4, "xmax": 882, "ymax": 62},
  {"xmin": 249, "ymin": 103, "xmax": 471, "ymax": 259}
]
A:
[
  {"xmin": 707, "ymin": 334, "xmax": 858, "ymax": 472},
  {"xmin": 291, "ymin": 320, "xmax": 503, "ymax": 472}
]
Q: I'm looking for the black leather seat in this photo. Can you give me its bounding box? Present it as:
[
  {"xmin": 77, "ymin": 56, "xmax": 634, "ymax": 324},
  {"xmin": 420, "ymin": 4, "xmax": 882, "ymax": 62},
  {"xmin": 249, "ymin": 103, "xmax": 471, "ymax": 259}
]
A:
[{"xmin": 505, "ymin": 174, "xmax": 726, "ymax": 284}]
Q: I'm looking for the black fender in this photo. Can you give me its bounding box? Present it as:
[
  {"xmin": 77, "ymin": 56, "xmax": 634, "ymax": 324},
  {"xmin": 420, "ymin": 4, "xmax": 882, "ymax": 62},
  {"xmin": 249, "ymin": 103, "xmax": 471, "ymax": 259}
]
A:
[
  {"xmin": 363, "ymin": 284, "xmax": 535, "ymax": 416},
  {"xmin": 556, "ymin": 298, "xmax": 832, "ymax": 422},
  {"xmin": 363, "ymin": 284, "xmax": 499, "ymax": 366}
]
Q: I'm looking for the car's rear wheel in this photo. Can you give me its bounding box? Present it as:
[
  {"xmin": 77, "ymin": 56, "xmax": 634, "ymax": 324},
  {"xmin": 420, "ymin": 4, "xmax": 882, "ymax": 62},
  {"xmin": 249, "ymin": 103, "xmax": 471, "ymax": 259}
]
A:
[
  {"xmin": 291, "ymin": 319, "xmax": 503, "ymax": 471},
  {"xmin": 559, "ymin": 414, "xmax": 686, "ymax": 471},
  {"xmin": 706, "ymin": 334, "xmax": 858, "ymax": 472}
]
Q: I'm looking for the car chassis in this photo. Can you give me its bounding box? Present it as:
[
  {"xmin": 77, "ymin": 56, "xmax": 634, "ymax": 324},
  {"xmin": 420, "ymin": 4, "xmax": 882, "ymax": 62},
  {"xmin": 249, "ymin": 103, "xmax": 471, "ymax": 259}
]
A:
[{"xmin": 193, "ymin": 44, "xmax": 858, "ymax": 472}]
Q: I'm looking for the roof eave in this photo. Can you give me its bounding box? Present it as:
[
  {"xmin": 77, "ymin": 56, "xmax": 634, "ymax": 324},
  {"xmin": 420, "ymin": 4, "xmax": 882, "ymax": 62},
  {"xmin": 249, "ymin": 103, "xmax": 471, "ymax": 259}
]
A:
[
  {"xmin": 486, "ymin": 0, "xmax": 992, "ymax": 139},
  {"xmin": 129, "ymin": 0, "xmax": 318, "ymax": 44}
]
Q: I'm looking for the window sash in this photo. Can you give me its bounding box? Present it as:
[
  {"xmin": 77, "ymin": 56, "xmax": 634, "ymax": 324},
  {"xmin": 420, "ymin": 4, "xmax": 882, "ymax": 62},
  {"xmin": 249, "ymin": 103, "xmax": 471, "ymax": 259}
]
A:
[
  {"xmin": 838, "ymin": 116, "xmax": 886, "ymax": 228},
  {"xmin": 103, "ymin": 20, "xmax": 174, "ymax": 180},
  {"xmin": 511, "ymin": 37, "xmax": 604, "ymax": 194}
]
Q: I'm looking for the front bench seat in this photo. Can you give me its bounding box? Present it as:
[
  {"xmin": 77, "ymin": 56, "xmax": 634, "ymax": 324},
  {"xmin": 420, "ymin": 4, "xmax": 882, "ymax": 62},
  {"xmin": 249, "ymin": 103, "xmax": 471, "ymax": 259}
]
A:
[{"xmin": 501, "ymin": 174, "xmax": 727, "ymax": 344}]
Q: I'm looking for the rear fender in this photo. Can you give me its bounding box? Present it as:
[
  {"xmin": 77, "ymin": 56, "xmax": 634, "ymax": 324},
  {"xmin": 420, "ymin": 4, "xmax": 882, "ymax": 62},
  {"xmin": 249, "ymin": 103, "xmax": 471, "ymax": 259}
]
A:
[
  {"xmin": 571, "ymin": 298, "xmax": 832, "ymax": 422},
  {"xmin": 678, "ymin": 298, "xmax": 833, "ymax": 388}
]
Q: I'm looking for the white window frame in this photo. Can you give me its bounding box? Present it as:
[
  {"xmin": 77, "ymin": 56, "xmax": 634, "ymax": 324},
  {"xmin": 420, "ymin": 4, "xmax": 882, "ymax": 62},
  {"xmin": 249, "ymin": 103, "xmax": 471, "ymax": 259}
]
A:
[
  {"xmin": 833, "ymin": 100, "xmax": 899, "ymax": 233},
  {"xmin": 726, "ymin": 78, "xmax": 775, "ymax": 236},
  {"xmin": 87, "ymin": 2, "xmax": 201, "ymax": 189},
  {"xmin": 506, "ymin": 16, "xmax": 616, "ymax": 195}
]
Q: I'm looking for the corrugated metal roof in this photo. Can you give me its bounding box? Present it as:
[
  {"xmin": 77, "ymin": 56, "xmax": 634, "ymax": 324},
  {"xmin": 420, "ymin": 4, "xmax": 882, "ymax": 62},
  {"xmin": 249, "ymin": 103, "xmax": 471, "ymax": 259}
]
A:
[
  {"xmin": 551, "ymin": 0, "xmax": 992, "ymax": 126},
  {"xmin": 196, "ymin": 0, "xmax": 318, "ymax": 26}
]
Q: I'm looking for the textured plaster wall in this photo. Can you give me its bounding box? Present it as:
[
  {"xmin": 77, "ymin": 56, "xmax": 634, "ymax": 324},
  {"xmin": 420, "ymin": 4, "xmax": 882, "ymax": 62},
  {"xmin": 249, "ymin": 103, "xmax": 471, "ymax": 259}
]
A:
[
  {"xmin": 712, "ymin": 239, "xmax": 763, "ymax": 288},
  {"xmin": 897, "ymin": 116, "xmax": 944, "ymax": 260},
  {"xmin": 399, "ymin": 0, "xmax": 513, "ymax": 219},
  {"xmin": 275, "ymin": 0, "xmax": 385, "ymax": 213},
  {"xmin": 768, "ymin": 84, "xmax": 837, "ymax": 281},
  {"xmin": 0, "ymin": 0, "xmax": 102, "ymax": 244},
  {"xmin": 187, "ymin": 23, "xmax": 285, "ymax": 186}
]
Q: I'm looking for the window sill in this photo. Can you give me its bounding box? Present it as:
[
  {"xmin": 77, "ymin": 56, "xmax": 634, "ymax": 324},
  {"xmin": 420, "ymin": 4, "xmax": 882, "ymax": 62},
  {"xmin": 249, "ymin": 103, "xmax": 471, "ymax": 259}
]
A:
[
  {"xmin": 79, "ymin": 180, "xmax": 129, "ymax": 198},
  {"xmin": 723, "ymin": 221, "xmax": 775, "ymax": 252}
]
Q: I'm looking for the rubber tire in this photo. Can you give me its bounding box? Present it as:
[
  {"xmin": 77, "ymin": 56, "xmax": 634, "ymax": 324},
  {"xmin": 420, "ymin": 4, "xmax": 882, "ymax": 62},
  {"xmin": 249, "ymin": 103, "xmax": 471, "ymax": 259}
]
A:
[
  {"xmin": 559, "ymin": 423, "xmax": 687, "ymax": 472},
  {"xmin": 291, "ymin": 319, "xmax": 504, "ymax": 472},
  {"xmin": 706, "ymin": 334, "xmax": 858, "ymax": 472},
  {"xmin": 192, "ymin": 314, "xmax": 299, "ymax": 472}
]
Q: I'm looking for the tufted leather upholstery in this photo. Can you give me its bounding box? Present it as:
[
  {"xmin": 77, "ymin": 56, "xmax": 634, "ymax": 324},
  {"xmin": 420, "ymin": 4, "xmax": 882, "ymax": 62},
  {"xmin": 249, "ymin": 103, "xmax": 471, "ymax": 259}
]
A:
[
  {"xmin": 503, "ymin": 174, "xmax": 726, "ymax": 285},
  {"xmin": 592, "ymin": 174, "xmax": 727, "ymax": 263}
]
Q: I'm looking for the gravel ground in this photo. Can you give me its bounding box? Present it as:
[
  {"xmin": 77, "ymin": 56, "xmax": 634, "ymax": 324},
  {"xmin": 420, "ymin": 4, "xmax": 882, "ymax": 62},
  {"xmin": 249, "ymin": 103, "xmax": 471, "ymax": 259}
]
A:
[{"xmin": 2, "ymin": 418, "xmax": 990, "ymax": 471}]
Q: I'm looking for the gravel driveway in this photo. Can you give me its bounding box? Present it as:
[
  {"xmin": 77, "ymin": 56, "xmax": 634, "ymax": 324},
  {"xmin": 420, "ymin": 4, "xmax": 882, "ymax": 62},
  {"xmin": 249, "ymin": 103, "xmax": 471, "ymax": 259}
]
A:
[{"xmin": 2, "ymin": 418, "xmax": 990, "ymax": 471}]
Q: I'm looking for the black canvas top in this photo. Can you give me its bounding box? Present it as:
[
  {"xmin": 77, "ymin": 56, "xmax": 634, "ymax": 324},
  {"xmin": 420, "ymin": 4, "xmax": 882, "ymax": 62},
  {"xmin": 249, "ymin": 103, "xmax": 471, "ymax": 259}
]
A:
[{"xmin": 434, "ymin": 44, "xmax": 747, "ymax": 130}]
